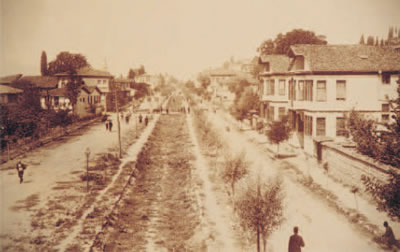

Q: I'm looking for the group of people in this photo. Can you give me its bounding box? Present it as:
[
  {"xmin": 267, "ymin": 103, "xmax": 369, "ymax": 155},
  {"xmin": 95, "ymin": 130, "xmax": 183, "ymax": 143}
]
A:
[
  {"xmin": 138, "ymin": 114, "xmax": 149, "ymax": 126},
  {"xmin": 287, "ymin": 222, "xmax": 400, "ymax": 252},
  {"xmin": 104, "ymin": 119, "xmax": 113, "ymax": 132}
]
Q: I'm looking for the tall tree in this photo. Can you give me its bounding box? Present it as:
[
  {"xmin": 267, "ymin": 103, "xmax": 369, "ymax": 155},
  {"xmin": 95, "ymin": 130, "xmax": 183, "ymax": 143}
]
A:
[
  {"xmin": 366, "ymin": 36, "xmax": 375, "ymax": 45},
  {"xmin": 388, "ymin": 26, "xmax": 394, "ymax": 40},
  {"xmin": 273, "ymin": 29, "xmax": 327, "ymax": 54},
  {"xmin": 138, "ymin": 65, "xmax": 146, "ymax": 75},
  {"xmin": 265, "ymin": 116, "xmax": 292, "ymax": 153},
  {"xmin": 47, "ymin": 51, "xmax": 89, "ymax": 76},
  {"xmin": 359, "ymin": 34, "xmax": 365, "ymax": 45},
  {"xmin": 128, "ymin": 69, "xmax": 136, "ymax": 79},
  {"xmin": 236, "ymin": 178, "xmax": 284, "ymax": 252},
  {"xmin": 257, "ymin": 39, "xmax": 275, "ymax": 55},
  {"xmin": 40, "ymin": 51, "xmax": 48, "ymax": 76},
  {"xmin": 65, "ymin": 73, "xmax": 84, "ymax": 114}
]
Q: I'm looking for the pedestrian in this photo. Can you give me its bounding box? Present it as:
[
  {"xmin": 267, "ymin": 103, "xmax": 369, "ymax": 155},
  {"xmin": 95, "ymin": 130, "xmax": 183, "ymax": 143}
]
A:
[
  {"xmin": 125, "ymin": 114, "xmax": 130, "ymax": 124},
  {"xmin": 145, "ymin": 116, "xmax": 149, "ymax": 126},
  {"xmin": 382, "ymin": 221, "xmax": 400, "ymax": 249},
  {"xmin": 109, "ymin": 120, "xmax": 113, "ymax": 132},
  {"xmin": 139, "ymin": 114, "xmax": 143, "ymax": 123},
  {"xmin": 105, "ymin": 120, "xmax": 109, "ymax": 131},
  {"xmin": 166, "ymin": 108, "xmax": 169, "ymax": 114},
  {"xmin": 16, "ymin": 160, "xmax": 27, "ymax": 184},
  {"xmin": 288, "ymin": 226, "xmax": 305, "ymax": 252}
]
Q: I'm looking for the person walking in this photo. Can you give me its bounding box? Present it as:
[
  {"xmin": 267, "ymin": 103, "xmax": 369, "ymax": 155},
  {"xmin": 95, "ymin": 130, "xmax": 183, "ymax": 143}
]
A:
[
  {"xmin": 125, "ymin": 114, "xmax": 130, "ymax": 124},
  {"xmin": 288, "ymin": 226, "xmax": 305, "ymax": 252},
  {"xmin": 139, "ymin": 114, "xmax": 143, "ymax": 123},
  {"xmin": 16, "ymin": 160, "xmax": 27, "ymax": 184},
  {"xmin": 145, "ymin": 116, "xmax": 149, "ymax": 126},
  {"xmin": 105, "ymin": 120, "xmax": 109, "ymax": 131},
  {"xmin": 109, "ymin": 120, "xmax": 113, "ymax": 132},
  {"xmin": 382, "ymin": 221, "xmax": 400, "ymax": 249}
]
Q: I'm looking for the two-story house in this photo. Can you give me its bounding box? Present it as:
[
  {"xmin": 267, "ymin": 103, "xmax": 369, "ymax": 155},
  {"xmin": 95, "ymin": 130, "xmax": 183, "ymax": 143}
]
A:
[
  {"xmin": 286, "ymin": 44, "xmax": 400, "ymax": 155},
  {"xmin": 55, "ymin": 67, "xmax": 113, "ymax": 111},
  {"xmin": 135, "ymin": 74, "xmax": 160, "ymax": 90},
  {"xmin": 258, "ymin": 54, "xmax": 291, "ymax": 123},
  {"xmin": 208, "ymin": 68, "xmax": 237, "ymax": 102}
]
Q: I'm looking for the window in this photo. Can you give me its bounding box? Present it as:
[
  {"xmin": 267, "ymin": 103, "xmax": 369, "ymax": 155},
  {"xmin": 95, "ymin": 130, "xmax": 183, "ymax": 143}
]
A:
[
  {"xmin": 382, "ymin": 104, "xmax": 390, "ymax": 112},
  {"xmin": 382, "ymin": 73, "xmax": 391, "ymax": 84},
  {"xmin": 336, "ymin": 117, "xmax": 348, "ymax": 137},
  {"xmin": 305, "ymin": 80, "xmax": 313, "ymax": 101},
  {"xmin": 305, "ymin": 116, "xmax": 313, "ymax": 136},
  {"xmin": 298, "ymin": 81, "xmax": 304, "ymax": 101},
  {"xmin": 316, "ymin": 118, "xmax": 326, "ymax": 136},
  {"xmin": 103, "ymin": 80, "xmax": 107, "ymax": 84},
  {"xmin": 382, "ymin": 114, "xmax": 390, "ymax": 122},
  {"xmin": 279, "ymin": 80, "xmax": 286, "ymax": 96},
  {"xmin": 97, "ymin": 80, "xmax": 101, "ymax": 84},
  {"xmin": 268, "ymin": 106, "xmax": 275, "ymax": 121},
  {"xmin": 278, "ymin": 107, "xmax": 286, "ymax": 120},
  {"xmin": 267, "ymin": 79, "xmax": 275, "ymax": 95},
  {"xmin": 336, "ymin": 80, "xmax": 346, "ymax": 100},
  {"xmin": 316, "ymin": 81, "xmax": 327, "ymax": 101},
  {"xmin": 288, "ymin": 79, "xmax": 295, "ymax": 100}
]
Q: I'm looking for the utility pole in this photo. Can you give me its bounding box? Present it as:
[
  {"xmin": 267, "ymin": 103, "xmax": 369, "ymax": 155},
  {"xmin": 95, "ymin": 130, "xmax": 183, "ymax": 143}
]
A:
[{"xmin": 114, "ymin": 86, "xmax": 122, "ymax": 158}]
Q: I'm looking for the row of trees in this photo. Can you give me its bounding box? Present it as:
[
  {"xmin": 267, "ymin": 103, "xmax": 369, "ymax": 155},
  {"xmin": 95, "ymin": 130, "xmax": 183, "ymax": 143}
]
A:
[
  {"xmin": 359, "ymin": 26, "xmax": 400, "ymax": 46},
  {"xmin": 41, "ymin": 51, "xmax": 90, "ymax": 76}
]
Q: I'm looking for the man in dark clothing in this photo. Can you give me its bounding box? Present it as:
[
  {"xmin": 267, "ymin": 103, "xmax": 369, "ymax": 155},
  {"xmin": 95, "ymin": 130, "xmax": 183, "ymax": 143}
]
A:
[
  {"xmin": 109, "ymin": 120, "xmax": 113, "ymax": 132},
  {"xmin": 145, "ymin": 116, "xmax": 149, "ymax": 126},
  {"xmin": 16, "ymin": 160, "xmax": 26, "ymax": 184},
  {"xmin": 288, "ymin": 226, "xmax": 305, "ymax": 252},
  {"xmin": 105, "ymin": 120, "xmax": 109, "ymax": 131},
  {"xmin": 383, "ymin": 221, "xmax": 400, "ymax": 249},
  {"xmin": 139, "ymin": 114, "xmax": 143, "ymax": 123}
]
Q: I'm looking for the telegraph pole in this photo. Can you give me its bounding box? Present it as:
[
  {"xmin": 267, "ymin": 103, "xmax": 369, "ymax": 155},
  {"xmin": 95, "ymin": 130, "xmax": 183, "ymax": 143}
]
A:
[{"xmin": 114, "ymin": 87, "xmax": 122, "ymax": 158}]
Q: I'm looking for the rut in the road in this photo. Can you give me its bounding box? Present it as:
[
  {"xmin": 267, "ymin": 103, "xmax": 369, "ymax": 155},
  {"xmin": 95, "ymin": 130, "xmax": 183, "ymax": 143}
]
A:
[{"xmin": 100, "ymin": 114, "xmax": 204, "ymax": 252}]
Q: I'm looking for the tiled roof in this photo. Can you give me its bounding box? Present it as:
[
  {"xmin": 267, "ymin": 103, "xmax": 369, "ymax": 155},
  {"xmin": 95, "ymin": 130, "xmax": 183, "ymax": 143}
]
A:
[
  {"xmin": 259, "ymin": 54, "xmax": 291, "ymax": 73},
  {"xmin": 55, "ymin": 67, "xmax": 113, "ymax": 78},
  {"xmin": 289, "ymin": 44, "xmax": 400, "ymax": 72},
  {"xmin": 0, "ymin": 74, "xmax": 23, "ymax": 84},
  {"xmin": 0, "ymin": 85, "xmax": 23, "ymax": 94},
  {"xmin": 19, "ymin": 76, "xmax": 58, "ymax": 89},
  {"xmin": 48, "ymin": 87, "xmax": 67, "ymax": 97}
]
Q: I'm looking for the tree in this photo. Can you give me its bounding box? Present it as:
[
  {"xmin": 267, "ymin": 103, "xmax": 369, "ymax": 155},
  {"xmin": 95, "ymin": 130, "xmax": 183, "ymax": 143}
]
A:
[
  {"xmin": 40, "ymin": 51, "xmax": 48, "ymax": 76},
  {"xmin": 388, "ymin": 26, "xmax": 394, "ymax": 41},
  {"xmin": 138, "ymin": 65, "xmax": 146, "ymax": 75},
  {"xmin": 367, "ymin": 35, "xmax": 375, "ymax": 46},
  {"xmin": 128, "ymin": 69, "xmax": 136, "ymax": 79},
  {"xmin": 265, "ymin": 116, "xmax": 292, "ymax": 153},
  {"xmin": 273, "ymin": 29, "xmax": 327, "ymax": 54},
  {"xmin": 257, "ymin": 39, "xmax": 275, "ymax": 55},
  {"xmin": 375, "ymin": 37, "xmax": 379, "ymax": 46},
  {"xmin": 221, "ymin": 151, "xmax": 249, "ymax": 198},
  {"xmin": 231, "ymin": 88, "xmax": 259, "ymax": 123},
  {"xmin": 236, "ymin": 178, "xmax": 284, "ymax": 252},
  {"xmin": 362, "ymin": 170, "xmax": 400, "ymax": 219},
  {"xmin": 47, "ymin": 51, "xmax": 89, "ymax": 76},
  {"xmin": 65, "ymin": 73, "xmax": 84, "ymax": 113},
  {"xmin": 359, "ymin": 34, "xmax": 365, "ymax": 45},
  {"xmin": 185, "ymin": 80, "xmax": 195, "ymax": 90}
]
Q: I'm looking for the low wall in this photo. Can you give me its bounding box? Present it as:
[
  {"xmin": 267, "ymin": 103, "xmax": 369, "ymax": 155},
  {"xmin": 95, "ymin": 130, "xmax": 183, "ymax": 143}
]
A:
[{"xmin": 321, "ymin": 141, "xmax": 396, "ymax": 189}]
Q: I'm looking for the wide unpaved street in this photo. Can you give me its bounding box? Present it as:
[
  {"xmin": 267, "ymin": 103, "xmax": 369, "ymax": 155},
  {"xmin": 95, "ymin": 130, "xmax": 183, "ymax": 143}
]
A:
[{"xmin": 0, "ymin": 94, "xmax": 394, "ymax": 251}]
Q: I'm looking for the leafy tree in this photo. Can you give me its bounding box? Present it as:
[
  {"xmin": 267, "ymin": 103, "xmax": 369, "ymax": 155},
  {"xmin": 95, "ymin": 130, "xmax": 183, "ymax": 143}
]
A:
[
  {"xmin": 197, "ymin": 73, "xmax": 211, "ymax": 90},
  {"xmin": 221, "ymin": 151, "xmax": 249, "ymax": 198},
  {"xmin": 388, "ymin": 26, "xmax": 394, "ymax": 40},
  {"xmin": 273, "ymin": 29, "xmax": 327, "ymax": 54},
  {"xmin": 65, "ymin": 74, "xmax": 84, "ymax": 113},
  {"xmin": 128, "ymin": 69, "xmax": 136, "ymax": 79},
  {"xmin": 359, "ymin": 34, "xmax": 365, "ymax": 45},
  {"xmin": 362, "ymin": 170, "xmax": 400, "ymax": 219},
  {"xmin": 138, "ymin": 65, "xmax": 146, "ymax": 75},
  {"xmin": 185, "ymin": 80, "xmax": 195, "ymax": 90},
  {"xmin": 40, "ymin": 51, "xmax": 48, "ymax": 76},
  {"xmin": 257, "ymin": 39, "xmax": 275, "ymax": 55},
  {"xmin": 265, "ymin": 116, "xmax": 292, "ymax": 153},
  {"xmin": 236, "ymin": 178, "xmax": 284, "ymax": 252},
  {"xmin": 367, "ymin": 36, "xmax": 375, "ymax": 46},
  {"xmin": 132, "ymin": 82, "xmax": 150, "ymax": 99},
  {"xmin": 231, "ymin": 88, "xmax": 259, "ymax": 123},
  {"xmin": 47, "ymin": 51, "xmax": 89, "ymax": 76}
]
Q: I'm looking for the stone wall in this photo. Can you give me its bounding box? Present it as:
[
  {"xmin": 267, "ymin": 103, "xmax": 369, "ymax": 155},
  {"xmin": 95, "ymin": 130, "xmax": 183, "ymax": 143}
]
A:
[{"xmin": 321, "ymin": 141, "xmax": 397, "ymax": 189}]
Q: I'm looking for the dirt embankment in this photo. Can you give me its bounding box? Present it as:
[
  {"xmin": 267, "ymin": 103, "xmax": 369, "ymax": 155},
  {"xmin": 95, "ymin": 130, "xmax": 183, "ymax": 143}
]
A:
[{"xmin": 91, "ymin": 114, "xmax": 204, "ymax": 252}]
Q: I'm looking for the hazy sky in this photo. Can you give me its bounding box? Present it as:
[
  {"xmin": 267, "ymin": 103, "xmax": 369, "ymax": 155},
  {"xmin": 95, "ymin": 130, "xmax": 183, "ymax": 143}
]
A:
[{"xmin": 1, "ymin": 0, "xmax": 399, "ymax": 79}]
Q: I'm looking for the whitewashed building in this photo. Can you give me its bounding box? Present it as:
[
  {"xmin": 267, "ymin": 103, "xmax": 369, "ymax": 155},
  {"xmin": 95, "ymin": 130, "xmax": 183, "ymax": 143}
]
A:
[{"xmin": 284, "ymin": 44, "xmax": 400, "ymax": 156}]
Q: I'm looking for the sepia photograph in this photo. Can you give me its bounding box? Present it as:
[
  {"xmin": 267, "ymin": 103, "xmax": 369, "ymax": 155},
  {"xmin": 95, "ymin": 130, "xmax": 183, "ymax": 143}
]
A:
[{"xmin": 1, "ymin": 0, "xmax": 400, "ymax": 251}]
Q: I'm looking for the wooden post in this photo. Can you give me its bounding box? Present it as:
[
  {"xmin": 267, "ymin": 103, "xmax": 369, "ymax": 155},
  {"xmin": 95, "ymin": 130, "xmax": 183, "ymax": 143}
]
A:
[{"xmin": 114, "ymin": 88, "xmax": 122, "ymax": 158}]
